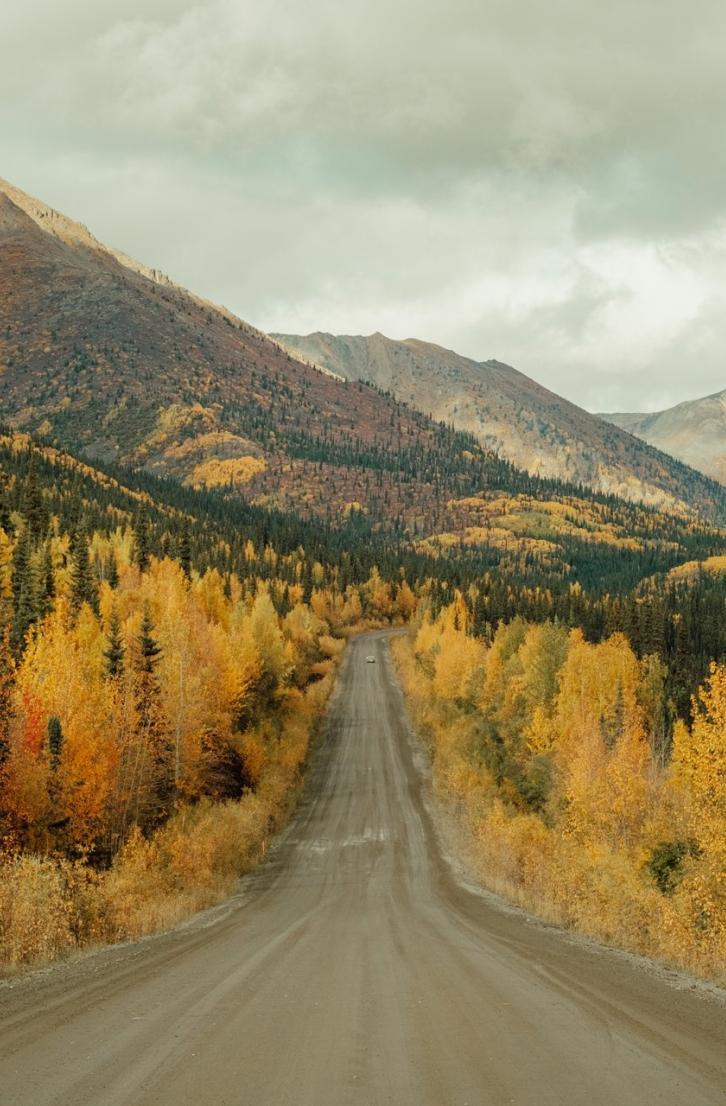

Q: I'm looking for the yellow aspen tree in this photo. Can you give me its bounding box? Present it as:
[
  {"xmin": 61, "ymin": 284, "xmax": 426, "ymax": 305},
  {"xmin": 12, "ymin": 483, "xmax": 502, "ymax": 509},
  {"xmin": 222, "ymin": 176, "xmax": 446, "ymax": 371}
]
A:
[
  {"xmin": 310, "ymin": 588, "xmax": 333, "ymax": 627},
  {"xmin": 554, "ymin": 632, "xmax": 650, "ymax": 846},
  {"xmin": 672, "ymin": 664, "xmax": 726, "ymax": 817},
  {"xmin": 670, "ymin": 664, "xmax": 726, "ymax": 952},
  {"xmin": 194, "ymin": 568, "xmax": 230, "ymax": 628},
  {"xmin": 432, "ymin": 616, "xmax": 486, "ymax": 706},
  {"xmin": 341, "ymin": 587, "xmax": 363, "ymax": 627},
  {"xmin": 0, "ymin": 528, "xmax": 13, "ymax": 601},
  {"xmin": 413, "ymin": 611, "xmax": 441, "ymax": 671},
  {"xmin": 394, "ymin": 580, "xmax": 417, "ymax": 623},
  {"xmin": 244, "ymin": 590, "xmax": 289, "ymax": 713},
  {"xmin": 479, "ymin": 619, "xmax": 527, "ymax": 717},
  {"xmin": 14, "ymin": 601, "xmax": 117, "ymax": 853}
]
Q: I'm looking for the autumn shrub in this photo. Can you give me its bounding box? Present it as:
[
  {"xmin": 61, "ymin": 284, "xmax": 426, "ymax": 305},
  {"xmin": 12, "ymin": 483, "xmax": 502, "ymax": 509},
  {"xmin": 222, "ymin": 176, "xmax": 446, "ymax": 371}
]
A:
[
  {"xmin": 0, "ymin": 854, "xmax": 102, "ymax": 967},
  {"xmin": 102, "ymin": 795, "xmax": 269, "ymax": 940}
]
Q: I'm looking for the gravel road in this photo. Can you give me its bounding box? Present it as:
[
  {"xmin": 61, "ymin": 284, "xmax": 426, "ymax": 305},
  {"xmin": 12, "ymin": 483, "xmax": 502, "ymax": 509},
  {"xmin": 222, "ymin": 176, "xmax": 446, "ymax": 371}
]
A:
[{"xmin": 1, "ymin": 630, "xmax": 724, "ymax": 1105}]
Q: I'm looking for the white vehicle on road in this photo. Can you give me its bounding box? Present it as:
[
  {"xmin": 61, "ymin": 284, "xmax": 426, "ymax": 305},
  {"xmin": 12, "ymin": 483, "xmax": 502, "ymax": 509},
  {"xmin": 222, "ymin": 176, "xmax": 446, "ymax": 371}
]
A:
[{"xmin": 366, "ymin": 655, "xmax": 376, "ymax": 663}]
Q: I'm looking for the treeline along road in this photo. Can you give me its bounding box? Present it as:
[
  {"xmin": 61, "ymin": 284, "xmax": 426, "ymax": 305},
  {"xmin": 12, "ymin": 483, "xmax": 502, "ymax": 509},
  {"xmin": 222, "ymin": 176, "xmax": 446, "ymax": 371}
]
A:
[{"xmin": 0, "ymin": 632, "xmax": 724, "ymax": 1105}]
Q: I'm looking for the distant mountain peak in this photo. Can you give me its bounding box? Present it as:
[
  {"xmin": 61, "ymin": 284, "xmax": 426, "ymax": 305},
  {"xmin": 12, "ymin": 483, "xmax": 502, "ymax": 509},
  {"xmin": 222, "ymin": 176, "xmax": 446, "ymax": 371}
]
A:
[
  {"xmin": 601, "ymin": 390, "xmax": 726, "ymax": 486},
  {"xmin": 274, "ymin": 330, "xmax": 726, "ymax": 514}
]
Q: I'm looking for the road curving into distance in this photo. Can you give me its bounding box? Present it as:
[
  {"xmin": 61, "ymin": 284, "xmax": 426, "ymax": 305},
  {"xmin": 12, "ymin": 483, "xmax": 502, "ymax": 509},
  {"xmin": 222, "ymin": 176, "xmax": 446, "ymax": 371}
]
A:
[{"xmin": 1, "ymin": 630, "xmax": 724, "ymax": 1105}]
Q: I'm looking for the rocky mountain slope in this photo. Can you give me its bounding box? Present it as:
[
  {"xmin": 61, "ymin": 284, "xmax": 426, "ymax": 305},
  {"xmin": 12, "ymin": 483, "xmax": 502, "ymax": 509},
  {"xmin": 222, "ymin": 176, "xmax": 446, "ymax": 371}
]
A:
[
  {"xmin": 0, "ymin": 178, "xmax": 523, "ymax": 529},
  {"xmin": 602, "ymin": 390, "xmax": 726, "ymax": 486},
  {"xmin": 1, "ymin": 176, "xmax": 724, "ymax": 529},
  {"xmin": 273, "ymin": 331, "xmax": 723, "ymax": 515}
]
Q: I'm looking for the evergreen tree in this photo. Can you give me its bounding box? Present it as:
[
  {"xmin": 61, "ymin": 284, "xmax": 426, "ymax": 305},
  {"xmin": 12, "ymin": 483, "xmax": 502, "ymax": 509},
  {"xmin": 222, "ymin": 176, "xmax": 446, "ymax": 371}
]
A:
[
  {"xmin": 139, "ymin": 605, "xmax": 162, "ymax": 677},
  {"xmin": 0, "ymin": 624, "xmax": 14, "ymax": 764},
  {"xmin": 0, "ymin": 469, "xmax": 12, "ymax": 535},
  {"xmin": 69, "ymin": 529, "xmax": 98, "ymax": 615},
  {"xmin": 107, "ymin": 548, "xmax": 119, "ymax": 589},
  {"xmin": 20, "ymin": 455, "xmax": 48, "ymax": 542},
  {"xmin": 104, "ymin": 610, "xmax": 125, "ymax": 678},
  {"xmin": 135, "ymin": 605, "xmax": 172, "ymax": 823},
  {"xmin": 11, "ymin": 527, "xmax": 38, "ymax": 655},
  {"xmin": 36, "ymin": 542, "xmax": 55, "ymax": 618},
  {"xmin": 135, "ymin": 512, "xmax": 150, "ymax": 573},
  {"xmin": 47, "ymin": 715, "xmax": 64, "ymax": 769},
  {"xmin": 178, "ymin": 530, "xmax": 192, "ymax": 579}
]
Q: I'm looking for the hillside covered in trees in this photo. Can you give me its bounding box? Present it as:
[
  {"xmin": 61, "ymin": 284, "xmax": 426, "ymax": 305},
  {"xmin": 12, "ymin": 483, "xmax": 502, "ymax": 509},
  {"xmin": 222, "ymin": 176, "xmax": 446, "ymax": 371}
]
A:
[
  {"xmin": 0, "ymin": 409, "xmax": 724, "ymax": 974},
  {"xmin": 1, "ymin": 430, "xmax": 724, "ymax": 713}
]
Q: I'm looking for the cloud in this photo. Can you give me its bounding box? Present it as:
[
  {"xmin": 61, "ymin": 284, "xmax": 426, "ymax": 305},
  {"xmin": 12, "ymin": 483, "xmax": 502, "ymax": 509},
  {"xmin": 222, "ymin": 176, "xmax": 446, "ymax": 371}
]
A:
[{"xmin": 2, "ymin": 0, "xmax": 726, "ymax": 411}]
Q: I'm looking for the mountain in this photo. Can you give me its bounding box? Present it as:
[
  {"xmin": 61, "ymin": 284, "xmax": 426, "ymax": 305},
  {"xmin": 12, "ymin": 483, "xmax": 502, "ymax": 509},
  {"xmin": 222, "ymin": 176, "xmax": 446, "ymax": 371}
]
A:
[
  {"xmin": 272, "ymin": 331, "xmax": 724, "ymax": 517},
  {"xmin": 0, "ymin": 177, "xmax": 522, "ymax": 529},
  {"xmin": 2, "ymin": 176, "xmax": 725, "ymax": 532},
  {"xmin": 601, "ymin": 390, "xmax": 726, "ymax": 486}
]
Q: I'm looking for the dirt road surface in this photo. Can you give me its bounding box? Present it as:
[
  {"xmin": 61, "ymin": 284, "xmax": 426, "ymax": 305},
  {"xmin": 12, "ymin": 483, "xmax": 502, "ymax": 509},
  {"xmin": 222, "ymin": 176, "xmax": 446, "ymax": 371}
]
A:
[{"xmin": 1, "ymin": 631, "xmax": 724, "ymax": 1105}]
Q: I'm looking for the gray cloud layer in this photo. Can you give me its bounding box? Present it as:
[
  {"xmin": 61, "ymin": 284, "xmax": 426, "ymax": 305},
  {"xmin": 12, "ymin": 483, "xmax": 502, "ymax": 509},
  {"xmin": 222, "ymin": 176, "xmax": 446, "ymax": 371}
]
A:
[{"xmin": 3, "ymin": 0, "xmax": 726, "ymax": 410}]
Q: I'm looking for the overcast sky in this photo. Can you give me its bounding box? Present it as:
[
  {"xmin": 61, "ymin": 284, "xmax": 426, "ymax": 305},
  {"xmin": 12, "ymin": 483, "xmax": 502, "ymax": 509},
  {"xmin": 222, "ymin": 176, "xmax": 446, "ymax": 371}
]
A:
[{"xmin": 3, "ymin": 0, "xmax": 726, "ymax": 412}]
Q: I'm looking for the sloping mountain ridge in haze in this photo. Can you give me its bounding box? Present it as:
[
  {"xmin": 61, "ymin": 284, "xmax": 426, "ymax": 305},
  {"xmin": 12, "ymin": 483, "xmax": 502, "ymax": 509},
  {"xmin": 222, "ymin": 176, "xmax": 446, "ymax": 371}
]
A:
[
  {"xmin": 601, "ymin": 390, "xmax": 726, "ymax": 486},
  {"xmin": 273, "ymin": 331, "xmax": 724, "ymax": 515},
  {"xmin": 2, "ymin": 175, "xmax": 724, "ymax": 529},
  {"xmin": 0, "ymin": 177, "xmax": 531, "ymax": 529}
]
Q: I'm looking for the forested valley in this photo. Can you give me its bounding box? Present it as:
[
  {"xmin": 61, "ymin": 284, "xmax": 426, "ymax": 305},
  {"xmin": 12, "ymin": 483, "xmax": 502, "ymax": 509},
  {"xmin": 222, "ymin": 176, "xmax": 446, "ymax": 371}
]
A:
[{"xmin": 0, "ymin": 430, "xmax": 724, "ymax": 976}]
